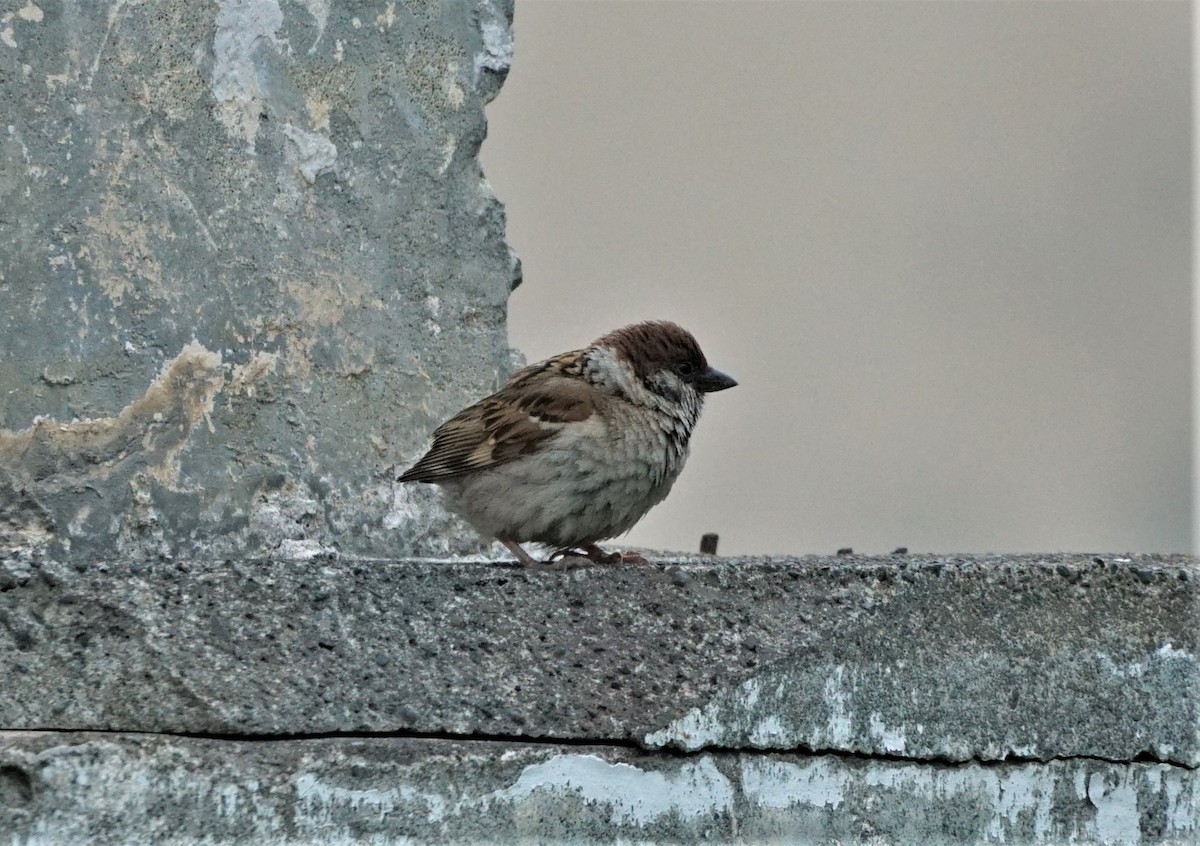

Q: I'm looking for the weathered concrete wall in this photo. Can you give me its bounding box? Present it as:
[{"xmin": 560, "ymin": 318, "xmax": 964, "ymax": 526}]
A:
[
  {"xmin": 2, "ymin": 733, "xmax": 1194, "ymax": 845},
  {"xmin": 1, "ymin": 553, "xmax": 1197, "ymax": 843},
  {"xmin": 0, "ymin": 0, "xmax": 519, "ymax": 563}
]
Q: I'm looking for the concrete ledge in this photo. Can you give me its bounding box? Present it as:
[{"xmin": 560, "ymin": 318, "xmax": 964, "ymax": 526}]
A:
[
  {"xmin": 2, "ymin": 554, "xmax": 1195, "ymax": 767},
  {"xmin": 1, "ymin": 731, "xmax": 1195, "ymax": 845},
  {"xmin": 3, "ymin": 553, "xmax": 1197, "ymax": 842}
]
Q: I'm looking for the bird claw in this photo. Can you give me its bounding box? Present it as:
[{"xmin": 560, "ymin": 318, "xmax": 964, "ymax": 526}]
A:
[
  {"xmin": 540, "ymin": 547, "xmax": 600, "ymax": 565},
  {"xmin": 582, "ymin": 545, "xmax": 621, "ymax": 564},
  {"xmin": 578, "ymin": 545, "xmax": 647, "ymax": 565}
]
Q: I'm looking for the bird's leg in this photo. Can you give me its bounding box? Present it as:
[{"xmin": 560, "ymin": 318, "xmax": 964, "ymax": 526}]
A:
[{"xmin": 500, "ymin": 539, "xmax": 542, "ymax": 567}]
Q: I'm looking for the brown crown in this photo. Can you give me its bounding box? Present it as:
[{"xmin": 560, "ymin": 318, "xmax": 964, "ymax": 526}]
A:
[{"xmin": 592, "ymin": 320, "xmax": 709, "ymax": 381}]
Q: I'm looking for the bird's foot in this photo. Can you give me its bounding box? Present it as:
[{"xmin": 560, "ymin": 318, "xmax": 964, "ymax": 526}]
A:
[
  {"xmin": 540, "ymin": 546, "xmax": 594, "ymax": 567},
  {"xmin": 543, "ymin": 545, "xmax": 623, "ymax": 565},
  {"xmin": 580, "ymin": 544, "xmax": 648, "ymax": 565},
  {"xmin": 505, "ymin": 542, "xmax": 648, "ymax": 568}
]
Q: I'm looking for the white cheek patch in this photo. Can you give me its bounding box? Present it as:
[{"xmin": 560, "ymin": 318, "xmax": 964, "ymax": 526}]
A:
[{"xmin": 585, "ymin": 349, "xmax": 663, "ymax": 409}]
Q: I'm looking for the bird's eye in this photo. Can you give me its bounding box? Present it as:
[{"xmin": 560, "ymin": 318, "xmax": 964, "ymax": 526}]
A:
[{"xmin": 676, "ymin": 361, "xmax": 695, "ymax": 377}]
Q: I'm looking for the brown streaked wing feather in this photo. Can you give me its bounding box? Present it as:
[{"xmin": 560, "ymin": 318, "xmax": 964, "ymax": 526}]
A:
[
  {"xmin": 502, "ymin": 350, "xmax": 584, "ymax": 388},
  {"xmin": 398, "ymin": 353, "xmax": 597, "ymax": 482}
]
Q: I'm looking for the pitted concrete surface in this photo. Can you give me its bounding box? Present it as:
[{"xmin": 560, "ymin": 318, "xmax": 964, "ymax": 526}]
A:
[
  {"xmin": 1, "ymin": 554, "xmax": 1195, "ymax": 769},
  {"xmin": 0, "ymin": 732, "xmax": 1194, "ymax": 845}
]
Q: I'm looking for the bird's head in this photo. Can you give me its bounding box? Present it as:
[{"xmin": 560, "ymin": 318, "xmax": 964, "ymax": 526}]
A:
[{"xmin": 584, "ymin": 320, "xmax": 737, "ymax": 413}]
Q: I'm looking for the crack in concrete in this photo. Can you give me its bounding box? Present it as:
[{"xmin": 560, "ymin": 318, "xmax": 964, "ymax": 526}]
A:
[{"xmin": 5, "ymin": 727, "xmax": 1194, "ymax": 772}]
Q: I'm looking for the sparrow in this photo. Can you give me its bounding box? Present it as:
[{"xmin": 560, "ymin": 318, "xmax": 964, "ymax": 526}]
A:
[{"xmin": 398, "ymin": 320, "xmax": 736, "ymax": 565}]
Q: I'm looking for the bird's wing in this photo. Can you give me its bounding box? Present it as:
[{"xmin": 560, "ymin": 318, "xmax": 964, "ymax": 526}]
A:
[{"xmin": 398, "ymin": 352, "xmax": 598, "ymax": 482}]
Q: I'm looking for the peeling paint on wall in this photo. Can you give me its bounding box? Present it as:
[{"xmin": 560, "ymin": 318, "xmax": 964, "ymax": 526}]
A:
[
  {"xmin": 494, "ymin": 754, "xmax": 736, "ymax": 826},
  {"xmin": 211, "ymin": 0, "xmax": 284, "ymax": 152},
  {"xmin": 3, "ymin": 734, "xmax": 1196, "ymax": 843},
  {"xmin": 643, "ymin": 643, "xmax": 1200, "ymax": 768}
]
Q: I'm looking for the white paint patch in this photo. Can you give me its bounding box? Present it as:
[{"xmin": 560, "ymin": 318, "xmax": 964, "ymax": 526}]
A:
[
  {"xmin": 297, "ymin": 0, "xmax": 329, "ymax": 53},
  {"xmin": 283, "ymin": 123, "xmax": 337, "ymax": 184},
  {"xmin": 868, "ymin": 712, "xmax": 907, "ymax": 754},
  {"xmin": 492, "ymin": 754, "xmax": 734, "ymax": 826},
  {"xmin": 211, "ymin": 0, "xmax": 284, "ymax": 151},
  {"xmin": 1087, "ymin": 771, "xmax": 1142, "ymax": 846},
  {"xmin": 294, "ymin": 772, "xmax": 448, "ymax": 825},
  {"xmin": 1163, "ymin": 767, "xmax": 1199, "ymax": 833},
  {"xmin": 742, "ymin": 758, "xmax": 846, "ymax": 811},
  {"xmin": 643, "ymin": 694, "xmax": 732, "ymax": 751},
  {"xmin": 1074, "ymin": 768, "xmax": 1089, "ymax": 800},
  {"xmin": 748, "ymin": 714, "xmax": 788, "ymax": 747},
  {"xmin": 992, "ymin": 769, "xmax": 1055, "ymax": 842},
  {"xmin": 823, "ymin": 664, "xmax": 853, "ymax": 746},
  {"xmin": 1, "ymin": 17, "xmax": 16, "ymax": 49},
  {"xmin": 745, "ymin": 758, "xmax": 1063, "ymax": 842},
  {"xmin": 644, "ymin": 673, "xmax": 799, "ymax": 752},
  {"xmin": 473, "ymin": 0, "xmax": 513, "ymax": 82}
]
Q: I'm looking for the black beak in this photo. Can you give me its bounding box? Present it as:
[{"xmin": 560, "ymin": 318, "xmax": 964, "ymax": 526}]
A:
[{"xmin": 696, "ymin": 366, "xmax": 737, "ymax": 393}]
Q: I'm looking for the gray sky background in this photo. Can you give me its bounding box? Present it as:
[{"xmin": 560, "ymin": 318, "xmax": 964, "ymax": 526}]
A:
[{"xmin": 481, "ymin": 1, "xmax": 1190, "ymax": 557}]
